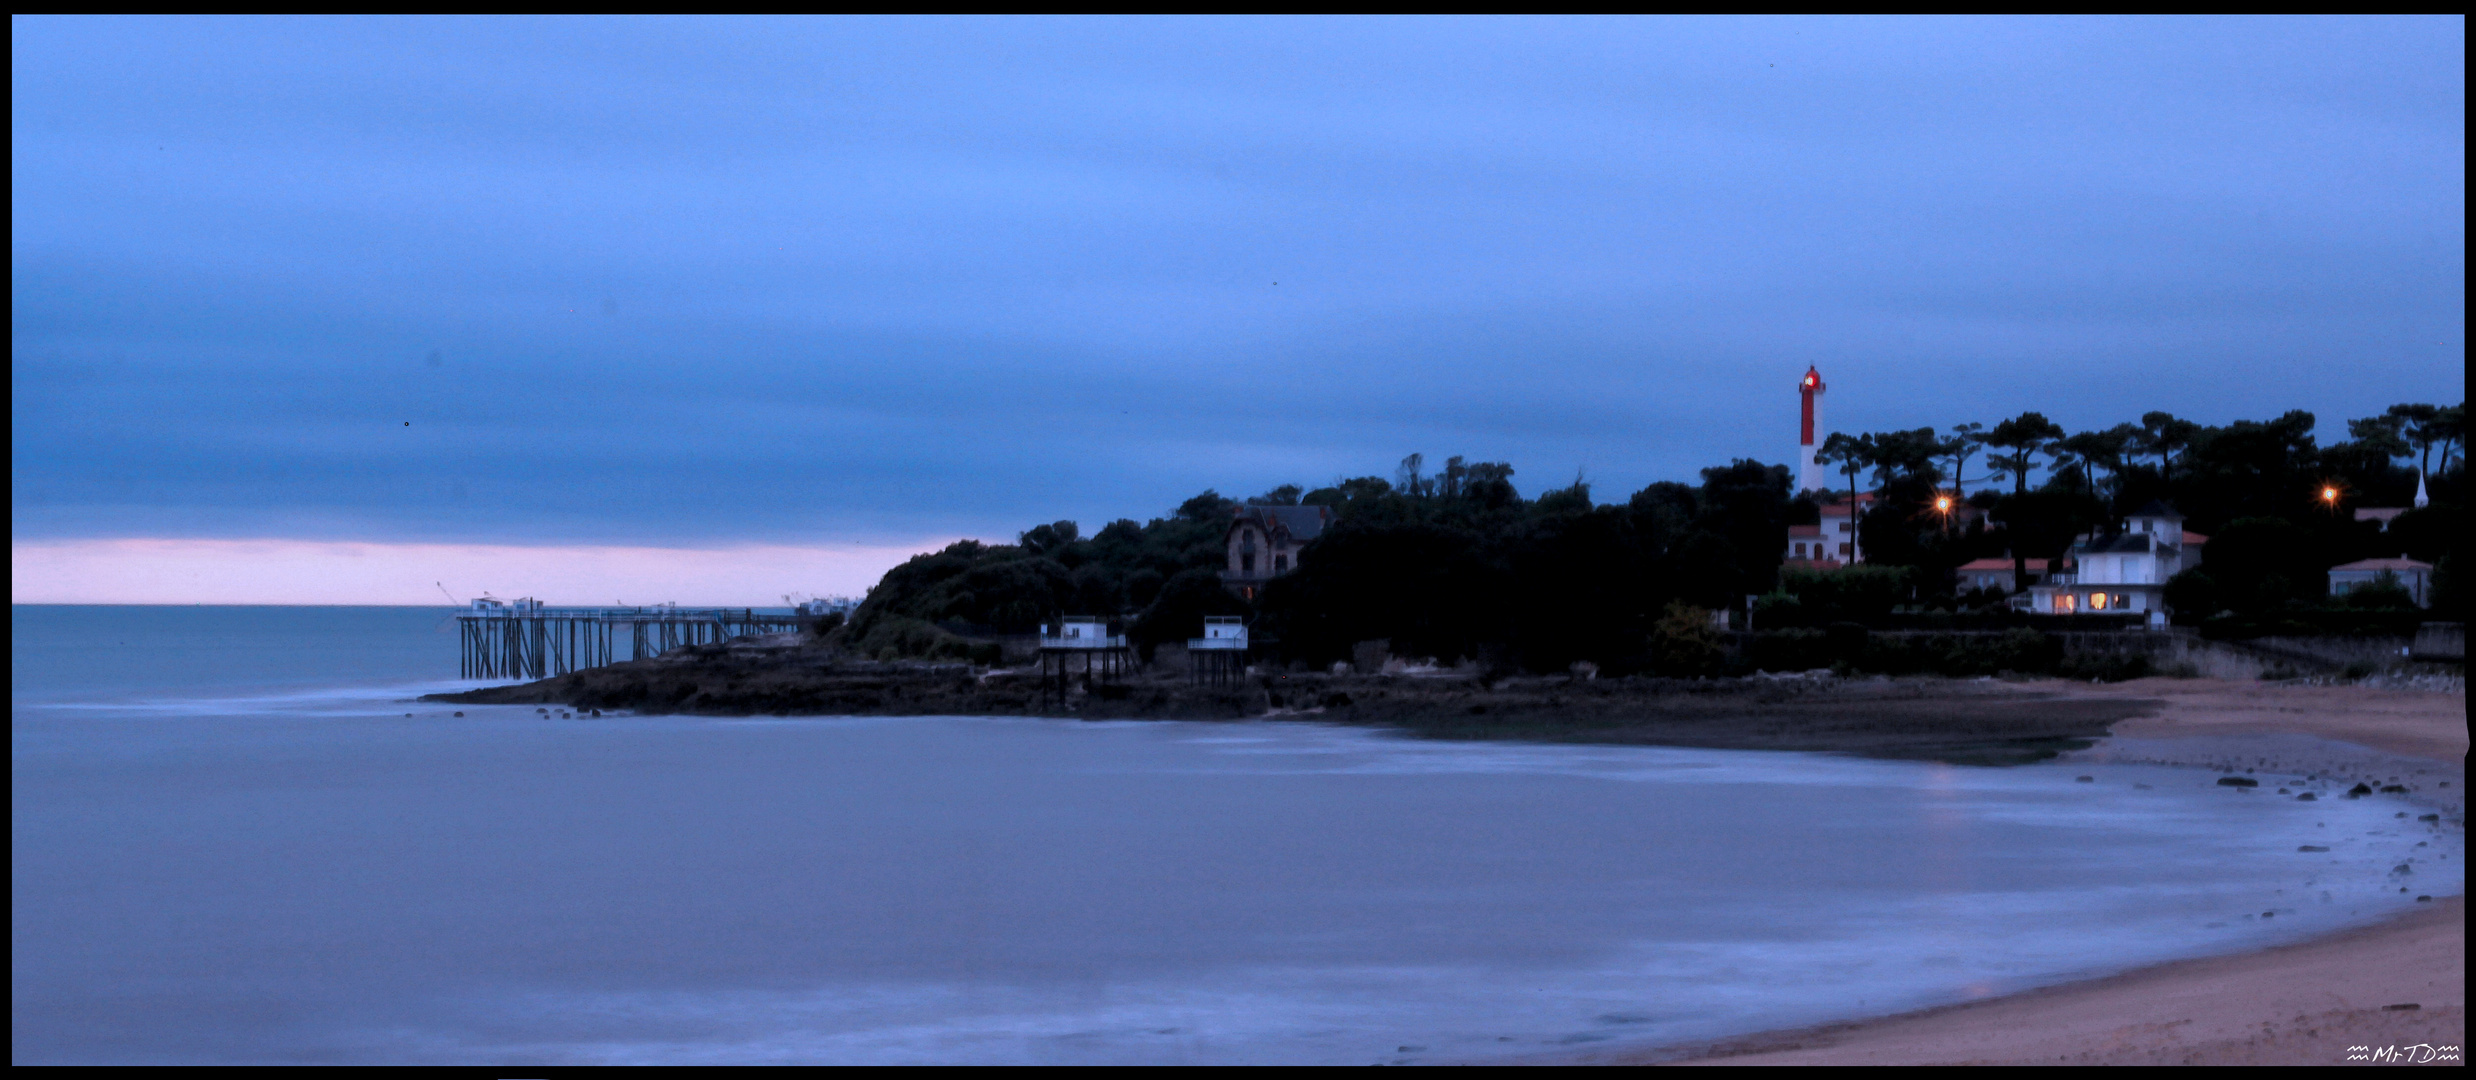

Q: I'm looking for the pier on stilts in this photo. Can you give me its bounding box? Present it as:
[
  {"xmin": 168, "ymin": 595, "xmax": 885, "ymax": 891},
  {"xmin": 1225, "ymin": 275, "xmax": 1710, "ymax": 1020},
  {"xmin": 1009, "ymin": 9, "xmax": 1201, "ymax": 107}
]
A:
[
  {"xmin": 1037, "ymin": 616, "xmax": 1135, "ymax": 708},
  {"xmin": 1186, "ymin": 615, "xmax": 1249, "ymax": 688},
  {"xmin": 457, "ymin": 600, "xmax": 803, "ymax": 680}
]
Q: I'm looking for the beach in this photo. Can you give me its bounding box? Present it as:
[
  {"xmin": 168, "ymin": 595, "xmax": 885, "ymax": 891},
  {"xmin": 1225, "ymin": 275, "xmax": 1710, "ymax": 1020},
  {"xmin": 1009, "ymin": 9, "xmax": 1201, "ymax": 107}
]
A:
[{"xmin": 1614, "ymin": 677, "xmax": 2467, "ymax": 1067}]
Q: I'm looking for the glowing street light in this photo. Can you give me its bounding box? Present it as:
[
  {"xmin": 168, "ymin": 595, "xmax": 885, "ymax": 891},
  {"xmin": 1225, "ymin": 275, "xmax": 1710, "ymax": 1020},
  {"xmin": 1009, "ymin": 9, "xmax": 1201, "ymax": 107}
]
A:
[{"xmin": 2321, "ymin": 485, "xmax": 2341, "ymax": 507}]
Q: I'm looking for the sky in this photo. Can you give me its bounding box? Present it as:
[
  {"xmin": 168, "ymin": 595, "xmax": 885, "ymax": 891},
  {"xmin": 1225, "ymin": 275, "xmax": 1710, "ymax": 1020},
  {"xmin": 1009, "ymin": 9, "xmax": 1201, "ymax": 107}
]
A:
[{"xmin": 12, "ymin": 16, "xmax": 2466, "ymax": 603}]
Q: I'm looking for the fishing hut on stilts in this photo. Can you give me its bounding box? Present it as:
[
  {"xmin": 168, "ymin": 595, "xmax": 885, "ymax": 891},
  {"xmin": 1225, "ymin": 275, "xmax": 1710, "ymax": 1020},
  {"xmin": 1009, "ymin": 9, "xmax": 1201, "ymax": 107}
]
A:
[
  {"xmin": 457, "ymin": 598, "xmax": 802, "ymax": 680},
  {"xmin": 1186, "ymin": 615, "xmax": 1249, "ymax": 687},
  {"xmin": 1037, "ymin": 616, "xmax": 1133, "ymax": 708}
]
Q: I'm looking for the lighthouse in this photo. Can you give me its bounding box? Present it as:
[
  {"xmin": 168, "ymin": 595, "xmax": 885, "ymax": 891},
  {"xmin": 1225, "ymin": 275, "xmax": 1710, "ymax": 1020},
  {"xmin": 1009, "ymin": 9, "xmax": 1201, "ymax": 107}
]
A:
[{"xmin": 1796, "ymin": 366, "xmax": 1827, "ymax": 494}]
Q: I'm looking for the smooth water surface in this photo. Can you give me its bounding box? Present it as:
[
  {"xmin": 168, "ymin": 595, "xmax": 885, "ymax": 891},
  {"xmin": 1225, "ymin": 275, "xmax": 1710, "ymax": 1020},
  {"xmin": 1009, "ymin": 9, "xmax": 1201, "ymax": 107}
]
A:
[{"xmin": 12, "ymin": 607, "xmax": 2460, "ymax": 1064}]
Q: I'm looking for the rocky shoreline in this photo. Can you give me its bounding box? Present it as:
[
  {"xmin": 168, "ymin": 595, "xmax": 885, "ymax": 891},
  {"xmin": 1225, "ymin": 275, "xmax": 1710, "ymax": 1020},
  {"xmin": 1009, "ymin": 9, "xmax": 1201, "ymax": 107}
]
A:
[{"xmin": 423, "ymin": 639, "xmax": 2162, "ymax": 766}]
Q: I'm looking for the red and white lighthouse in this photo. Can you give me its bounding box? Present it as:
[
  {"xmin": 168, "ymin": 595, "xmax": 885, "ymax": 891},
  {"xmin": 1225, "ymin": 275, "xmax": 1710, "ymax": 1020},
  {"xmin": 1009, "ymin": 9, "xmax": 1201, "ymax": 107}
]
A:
[{"xmin": 1796, "ymin": 366, "xmax": 1826, "ymax": 494}]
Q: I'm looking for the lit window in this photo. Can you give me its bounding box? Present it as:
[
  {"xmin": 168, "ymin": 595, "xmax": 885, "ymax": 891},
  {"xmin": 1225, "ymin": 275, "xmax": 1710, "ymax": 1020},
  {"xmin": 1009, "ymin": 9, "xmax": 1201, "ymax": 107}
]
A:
[
  {"xmin": 2090, "ymin": 592, "xmax": 2108, "ymax": 610},
  {"xmin": 2058, "ymin": 594, "xmax": 2077, "ymax": 612}
]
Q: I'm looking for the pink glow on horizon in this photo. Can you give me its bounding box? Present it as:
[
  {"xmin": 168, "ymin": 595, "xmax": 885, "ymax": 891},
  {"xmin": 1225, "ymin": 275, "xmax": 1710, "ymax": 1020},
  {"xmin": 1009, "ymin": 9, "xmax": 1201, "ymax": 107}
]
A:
[{"xmin": 10, "ymin": 538, "xmax": 968, "ymax": 606}]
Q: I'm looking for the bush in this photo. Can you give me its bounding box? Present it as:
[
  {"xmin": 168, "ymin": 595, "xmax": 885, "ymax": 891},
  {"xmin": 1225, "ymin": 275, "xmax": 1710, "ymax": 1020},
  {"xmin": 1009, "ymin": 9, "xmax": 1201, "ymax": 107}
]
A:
[
  {"xmin": 2053, "ymin": 652, "xmax": 2153, "ymax": 682},
  {"xmin": 1747, "ymin": 627, "xmax": 2073, "ymax": 677},
  {"xmin": 1751, "ymin": 591, "xmax": 1802, "ymax": 628},
  {"xmin": 2200, "ymin": 609, "xmax": 2426, "ymax": 640},
  {"xmin": 1780, "ymin": 566, "xmax": 1913, "ymax": 621},
  {"xmin": 2433, "ymin": 553, "xmax": 2463, "ymax": 618},
  {"xmin": 1649, "ymin": 602, "xmax": 1725, "ymax": 676},
  {"xmin": 1745, "ymin": 628, "xmax": 1834, "ymax": 672},
  {"xmin": 2162, "ymin": 568, "xmax": 2217, "ymax": 625},
  {"xmin": 847, "ymin": 615, "xmax": 999, "ymax": 663},
  {"xmin": 2336, "ymin": 572, "xmax": 2418, "ymax": 611}
]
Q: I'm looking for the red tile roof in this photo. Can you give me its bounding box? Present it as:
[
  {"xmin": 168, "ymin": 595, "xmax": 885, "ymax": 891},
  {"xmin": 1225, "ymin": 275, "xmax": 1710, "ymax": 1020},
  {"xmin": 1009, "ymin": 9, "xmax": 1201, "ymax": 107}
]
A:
[{"xmin": 2330, "ymin": 557, "xmax": 2433, "ymax": 572}]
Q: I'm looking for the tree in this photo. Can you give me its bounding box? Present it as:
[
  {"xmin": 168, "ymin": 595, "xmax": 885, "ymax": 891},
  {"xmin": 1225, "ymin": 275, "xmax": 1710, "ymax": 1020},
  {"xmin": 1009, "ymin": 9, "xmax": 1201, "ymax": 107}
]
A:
[
  {"xmin": 1692, "ymin": 460, "xmax": 1795, "ymax": 600},
  {"xmin": 1396, "ymin": 453, "xmax": 1430, "ymax": 499},
  {"xmin": 1461, "ymin": 461, "xmax": 1518, "ymax": 508},
  {"xmin": 2178, "ymin": 411, "xmax": 2318, "ymax": 525},
  {"xmin": 1981, "ymin": 413, "xmax": 2065, "ymax": 496},
  {"xmin": 1867, "ymin": 428, "xmax": 1943, "ymax": 488},
  {"xmin": 2135, "ymin": 411, "xmax": 2200, "ymax": 484},
  {"xmin": 1247, "ymin": 484, "xmax": 1303, "ymax": 506},
  {"xmin": 2056, "ymin": 425, "xmax": 2137, "ymax": 505},
  {"xmin": 2346, "ymin": 413, "xmax": 2411, "ymax": 462},
  {"xmin": 1980, "ymin": 412, "xmax": 2065, "ymax": 590},
  {"xmin": 2434, "ymin": 404, "xmax": 2466, "ymax": 476},
  {"xmin": 1815, "ymin": 431, "xmax": 1877, "ymax": 557},
  {"xmin": 1176, "ymin": 490, "xmax": 1237, "ymax": 524},
  {"xmin": 2201, "ymin": 516, "xmax": 2324, "ymax": 613},
  {"xmin": 1017, "ymin": 520, "xmax": 1079, "ymax": 555},
  {"xmin": 1941, "ymin": 423, "xmax": 1987, "ymax": 493},
  {"xmin": 2388, "ymin": 404, "xmax": 2444, "ymax": 478}
]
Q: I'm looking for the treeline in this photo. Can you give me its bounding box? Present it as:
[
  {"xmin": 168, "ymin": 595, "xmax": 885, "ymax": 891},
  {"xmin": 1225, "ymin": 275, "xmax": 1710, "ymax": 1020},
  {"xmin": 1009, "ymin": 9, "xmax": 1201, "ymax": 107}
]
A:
[
  {"xmin": 1817, "ymin": 404, "xmax": 2462, "ymax": 620},
  {"xmin": 842, "ymin": 404, "xmax": 2463, "ymax": 671}
]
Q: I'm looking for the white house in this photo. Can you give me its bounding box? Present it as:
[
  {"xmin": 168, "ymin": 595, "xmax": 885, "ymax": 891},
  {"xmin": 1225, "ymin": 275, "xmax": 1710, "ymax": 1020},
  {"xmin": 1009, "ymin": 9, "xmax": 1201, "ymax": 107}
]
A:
[
  {"xmin": 2021, "ymin": 501, "xmax": 2209, "ymax": 622},
  {"xmin": 1041, "ymin": 616, "xmax": 1125, "ymax": 649},
  {"xmin": 2328, "ymin": 558, "xmax": 2434, "ymax": 607},
  {"xmin": 1783, "ymin": 493, "xmax": 1872, "ymax": 567},
  {"xmin": 1188, "ymin": 615, "xmax": 1248, "ymax": 651}
]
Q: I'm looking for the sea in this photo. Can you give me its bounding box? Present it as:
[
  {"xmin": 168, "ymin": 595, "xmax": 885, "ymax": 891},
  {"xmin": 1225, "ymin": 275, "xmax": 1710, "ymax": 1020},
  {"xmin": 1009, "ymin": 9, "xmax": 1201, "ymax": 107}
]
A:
[{"xmin": 12, "ymin": 605, "xmax": 2460, "ymax": 1065}]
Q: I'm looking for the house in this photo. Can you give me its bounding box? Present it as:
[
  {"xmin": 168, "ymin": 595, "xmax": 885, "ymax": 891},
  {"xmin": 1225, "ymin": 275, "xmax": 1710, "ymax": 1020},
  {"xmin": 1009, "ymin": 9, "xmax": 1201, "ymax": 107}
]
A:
[
  {"xmin": 2328, "ymin": 558, "xmax": 2434, "ymax": 607},
  {"xmin": 1955, "ymin": 555, "xmax": 2059, "ymax": 593},
  {"xmin": 2020, "ymin": 501, "xmax": 2209, "ymax": 622},
  {"xmin": 1040, "ymin": 616, "xmax": 1125, "ymax": 649},
  {"xmin": 1224, "ymin": 505, "xmax": 1333, "ymax": 599},
  {"xmin": 1188, "ymin": 615, "xmax": 1248, "ymax": 650},
  {"xmin": 1783, "ymin": 493, "xmax": 1874, "ymax": 566},
  {"xmin": 1783, "ymin": 524, "xmax": 1839, "ymax": 567}
]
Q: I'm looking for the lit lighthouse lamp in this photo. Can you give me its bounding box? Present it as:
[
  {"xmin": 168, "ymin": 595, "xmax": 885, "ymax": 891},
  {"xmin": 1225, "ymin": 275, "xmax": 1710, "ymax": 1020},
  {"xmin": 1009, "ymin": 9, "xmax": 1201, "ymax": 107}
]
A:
[{"xmin": 1796, "ymin": 366, "xmax": 1827, "ymax": 495}]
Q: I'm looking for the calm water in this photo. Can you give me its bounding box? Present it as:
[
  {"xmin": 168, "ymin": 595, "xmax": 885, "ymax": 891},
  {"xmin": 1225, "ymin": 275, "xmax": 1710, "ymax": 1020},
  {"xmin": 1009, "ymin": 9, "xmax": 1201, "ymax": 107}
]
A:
[{"xmin": 12, "ymin": 606, "xmax": 2460, "ymax": 1065}]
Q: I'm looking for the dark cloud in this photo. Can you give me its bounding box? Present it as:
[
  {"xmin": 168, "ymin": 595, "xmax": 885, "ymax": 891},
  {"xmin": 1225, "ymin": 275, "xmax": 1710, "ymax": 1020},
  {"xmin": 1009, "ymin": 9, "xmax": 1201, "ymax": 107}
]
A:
[{"xmin": 12, "ymin": 17, "xmax": 2464, "ymax": 544}]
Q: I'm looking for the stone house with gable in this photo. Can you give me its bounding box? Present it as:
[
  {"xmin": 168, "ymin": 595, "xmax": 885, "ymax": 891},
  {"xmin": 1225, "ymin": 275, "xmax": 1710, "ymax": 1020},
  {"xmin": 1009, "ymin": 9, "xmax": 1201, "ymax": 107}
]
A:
[{"xmin": 1224, "ymin": 505, "xmax": 1333, "ymax": 600}]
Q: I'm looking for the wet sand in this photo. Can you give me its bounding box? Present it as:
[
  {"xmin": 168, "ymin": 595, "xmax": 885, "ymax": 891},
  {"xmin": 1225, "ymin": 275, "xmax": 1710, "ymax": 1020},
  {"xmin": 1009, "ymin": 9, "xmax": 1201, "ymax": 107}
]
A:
[{"xmin": 1615, "ymin": 677, "xmax": 2467, "ymax": 1067}]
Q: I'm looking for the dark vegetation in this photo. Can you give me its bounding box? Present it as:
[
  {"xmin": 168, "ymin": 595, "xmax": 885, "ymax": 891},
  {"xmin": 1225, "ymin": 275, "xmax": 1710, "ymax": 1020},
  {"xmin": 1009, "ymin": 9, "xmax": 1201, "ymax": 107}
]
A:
[{"xmin": 840, "ymin": 403, "xmax": 2464, "ymax": 673}]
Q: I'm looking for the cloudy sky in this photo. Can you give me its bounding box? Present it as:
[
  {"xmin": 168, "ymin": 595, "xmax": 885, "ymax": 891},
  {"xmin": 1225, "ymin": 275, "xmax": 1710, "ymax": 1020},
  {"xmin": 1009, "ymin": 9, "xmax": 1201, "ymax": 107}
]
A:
[{"xmin": 12, "ymin": 17, "xmax": 2464, "ymax": 602}]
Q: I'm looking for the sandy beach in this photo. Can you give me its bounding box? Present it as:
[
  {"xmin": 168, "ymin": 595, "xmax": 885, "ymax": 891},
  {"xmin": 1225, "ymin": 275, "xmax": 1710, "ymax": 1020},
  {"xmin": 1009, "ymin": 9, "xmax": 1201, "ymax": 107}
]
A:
[{"xmin": 1616, "ymin": 677, "xmax": 2467, "ymax": 1067}]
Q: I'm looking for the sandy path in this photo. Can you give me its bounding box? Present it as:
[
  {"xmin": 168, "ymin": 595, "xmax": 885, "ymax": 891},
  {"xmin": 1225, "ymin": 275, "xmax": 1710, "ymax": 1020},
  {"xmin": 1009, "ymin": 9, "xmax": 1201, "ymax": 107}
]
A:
[{"xmin": 1623, "ymin": 678, "xmax": 2468, "ymax": 1067}]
